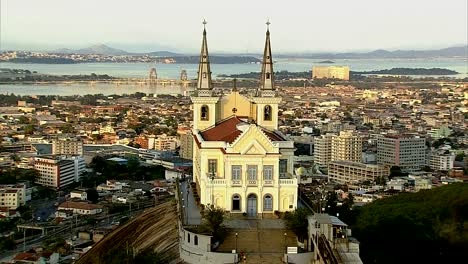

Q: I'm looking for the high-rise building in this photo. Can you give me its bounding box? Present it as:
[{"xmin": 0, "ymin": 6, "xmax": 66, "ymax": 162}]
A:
[
  {"xmin": 331, "ymin": 131, "xmax": 363, "ymax": 163},
  {"xmin": 178, "ymin": 127, "xmax": 193, "ymax": 160},
  {"xmin": 34, "ymin": 156, "xmax": 85, "ymax": 189},
  {"xmin": 154, "ymin": 134, "xmax": 178, "ymax": 151},
  {"xmin": 0, "ymin": 184, "xmax": 30, "ymax": 209},
  {"xmin": 429, "ymin": 151, "xmax": 455, "ymax": 171},
  {"xmin": 191, "ymin": 22, "xmax": 297, "ymax": 216},
  {"xmin": 52, "ymin": 137, "xmax": 83, "ymax": 156},
  {"xmin": 313, "ymin": 134, "xmax": 334, "ymax": 167},
  {"xmin": 377, "ymin": 134, "xmax": 426, "ymax": 171},
  {"xmin": 312, "ymin": 66, "xmax": 350, "ymax": 80},
  {"xmin": 328, "ymin": 160, "xmax": 388, "ymax": 184},
  {"xmin": 314, "ymin": 131, "xmax": 363, "ymax": 167}
]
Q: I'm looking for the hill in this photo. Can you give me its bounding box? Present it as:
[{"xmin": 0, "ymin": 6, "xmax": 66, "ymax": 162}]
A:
[
  {"xmin": 277, "ymin": 45, "xmax": 468, "ymax": 59},
  {"xmin": 350, "ymin": 183, "xmax": 468, "ymax": 264},
  {"xmin": 76, "ymin": 201, "xmax": 181, "ymax": 263}
]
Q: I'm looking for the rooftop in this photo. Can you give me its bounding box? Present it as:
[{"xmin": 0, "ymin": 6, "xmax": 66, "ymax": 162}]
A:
[{"xmin": 200, "ymin": 115, "xmax": 285, "ymax": 143}]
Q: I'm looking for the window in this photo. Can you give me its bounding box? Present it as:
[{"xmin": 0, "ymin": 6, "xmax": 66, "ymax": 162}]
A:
[
  {"xmin": 279, "ymin": 159, "xmax": 288, "ymax": 178},
  {"xmin": 201, "ymin": 105, "xmax": 209, "ymax": 120},
  {"xmin": 232, "ymin": 194, "xmax": 241, "ymax": 211},
  {"xmin": 266, "ymin": 72, "xmax": 271, "ymax": 79},
  {"xmin": 264, "ymin": 105, "xmax": 272, "ymax": 121},
  {"xmin": 208, "ymin": 159, "xmax": 217, "ymax": 176},
  {"xmin": 264, "ymin": 194, "xmax": 273, "ymax": 211},
  {"xmin": 188, "ymin": 233, "xmax": 191, "ymax": 243},
  {"xmin": 247, "ymin": 165, "xmax": 257, "ymax": 180},
  {"xmin": 194, "ymin": 235, "xmax": 198, "ymax": 245},
  {"xmin": 263, "ymin": 165, "xmax": 273, "ymax": 180},
  {"xmin": 203, "ymin": 72, "xmax": 207, "ymax": 78},
  {"xmin": 232, "ymin": 165, "xmax": 242, "ymax": 180}
]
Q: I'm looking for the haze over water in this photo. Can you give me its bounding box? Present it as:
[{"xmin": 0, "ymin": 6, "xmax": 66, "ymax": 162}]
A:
[{"xmin": 0, "ymin": 58, "xmax": 466, "ymax": 96}]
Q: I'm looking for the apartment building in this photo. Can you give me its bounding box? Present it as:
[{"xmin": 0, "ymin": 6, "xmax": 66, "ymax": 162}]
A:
[
  {"xmin": 312, "ymin": 66, "xmax": 350, "ymax": 80},
  {"xmin": 34, "ymin": 156, "xmax": 85, "ymax": 189},
  {"xmin": 178, "ymin": 128, "xmax": 193, "ymax": 160},
  {"xmin": 429, "ymin": 151, "xmax": 455, "ymax": 171},
  {"xmin": 154, "ymin": 134, "xmax": 178, "ymax": 151},
  {"xmin": 314, "ymin": 131, "xmax": 363, "ymax": 167},
  {"xmin": 52, "ymin": 137, "xmax": 83, "ymax": 156},
  {"xmin": 377, "ymin": 134, "xmax": 426, "ymax": 172},
  {"xmin": 328, "ymin": 160, "xmax": 389, "ymax": 184},
  {"xmin": 314, "ymin": 134, "xmax": 334, "ymax": 167},
  {"xmin": 331, "ymin": 131, "xmax": 363, "ymax": 163}
]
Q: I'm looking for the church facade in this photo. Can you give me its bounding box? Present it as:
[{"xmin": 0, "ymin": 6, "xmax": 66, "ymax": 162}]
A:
[{"xmin": 191, "ymin": 23, "xmax": 298, "ymax": 217}]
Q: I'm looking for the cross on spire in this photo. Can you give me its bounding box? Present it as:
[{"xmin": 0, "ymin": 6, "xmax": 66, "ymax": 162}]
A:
[
  {"xmin": 203, "ymin": 19, "xmax": 207, "ymax": 31},
  {"xmin": 266, "ymin": 19, "xmax": 271, "ymax": 31}
]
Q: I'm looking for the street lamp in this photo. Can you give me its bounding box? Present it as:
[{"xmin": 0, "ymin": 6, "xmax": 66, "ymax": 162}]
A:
[
  {"xmin": 209, "ymin": 172, "xmax": 215, "ymax": 205},
  {"xmin": 235, "ymin": 232, "xmax": 238, "ymax": 253},
  {"xmin": 284, "ymin": 232, "xmax": 287, "ymax": 253}
]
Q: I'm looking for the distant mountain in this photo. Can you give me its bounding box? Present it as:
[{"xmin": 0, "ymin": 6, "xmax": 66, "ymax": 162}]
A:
[
  {"xmin": 147, "ymin": 51, "xmax": 182, "ymax": 57},
  {"xmin": 76, "ymin": 44, "xmax": 129, "ymax": 55},
  {"xmin": 277, "ymin": 45, "xmax": 468, "ymax": 59},
  {"xmin": 53, "ymin": 44, "xmax": 129, "ymax": 55}
]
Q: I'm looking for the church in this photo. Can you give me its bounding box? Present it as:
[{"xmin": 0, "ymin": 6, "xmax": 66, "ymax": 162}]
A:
[{"xmin": 191, "ymin": 22, "xmax": 298, "ymax": 217}]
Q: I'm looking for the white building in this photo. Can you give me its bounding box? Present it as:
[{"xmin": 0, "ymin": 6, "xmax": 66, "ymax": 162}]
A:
[
  {"xmin": 34, "ymin": 156, "xmax": 85, "ymax": 189},
  {"xmin": 70, "ymin": 190, "xmax": 88, "ymax": 200},
  {"xmin": 191, "ymin": 24, "xmax": 297, "ymax": 217},
  {"xmin": 307, "ymin": 214, "xmax": 362, "ymax": 263},
  {"xmin": 52, "ymin": 137, "xmax": 83, "ymax": 156},
  {"xmin": 57, "ymin": 201, "xmax": 103, "ymax": 215},
  {"xmin": 314, "ymin": 131, "xmax": 363, "ymax": 167},
  {"xmin": 328, "ymin": 161, "xmax": 389, "ymax": 184},
  {"xmin": 377, "ymin": 134, "xmax": 426, "ymax": 172},
  {"xmin": 0, "ymin": 184, "xmax": 31, "ymax": 209},
  {"xmin": 429, "ymin": 151, "xmax": 455, "ymax": 171}
]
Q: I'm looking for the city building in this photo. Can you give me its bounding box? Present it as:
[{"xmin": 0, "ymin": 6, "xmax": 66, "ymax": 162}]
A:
[
  {"xmin": 178, "ymin": 127, "xmax": 193, "ymax": 160},
  {"xmin": 331, "ymin": 131, "xmax": 363, "ymax": 163},
  {"xmin": 0, "ymin": 184, "xmax": 30, "ymax": 209},
  {"xmin": 34, "ymin": 156, "xmax": 85, "ymax": 189},
  {"xmin": 57, "ymin": 201, "xmax": 103, "ymax": 215},
  {"xmin": 314, "ymin": 131, "xmax": 363, "ymax": 167},
  {"xmin": 307, "ymin": 214, "xmax": 362, "ymax": 263},
  {"xmin": 313, "ymin": 134, "xmax": 334, "ymax": 167},
  {"xmin": 312, "ymin": 66, "xmax": 350, "ymax": 80},
  {"xmin": 154, "ymin": 134, "xmax": 178, "ymax": 151},
  {"xmin": 191, "ymin": 24, "xmax": 297, "ymax": 216},
  {"xmin": 377, "ymin": 134, "xmax": 426, "ymax": 172},
  {"xmin": 52, "ymin": 137, "xmax": 83, "ymax": 156},
  {"xmin": 328, "ymin": 160, "xmax": 389, "ymax": 184},
  {"xmin": 429, "ymin": 150, "xmax": 455, "ymax": 171}
]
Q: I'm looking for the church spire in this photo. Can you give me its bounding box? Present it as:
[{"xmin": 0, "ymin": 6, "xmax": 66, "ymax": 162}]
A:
[
  {"xmin": 196, "ymin": 19, "xmax": 213, "ymax": 96},
  {"xmin": 259, "ymin": 19, "xmax": 275, "ymax": 95}
]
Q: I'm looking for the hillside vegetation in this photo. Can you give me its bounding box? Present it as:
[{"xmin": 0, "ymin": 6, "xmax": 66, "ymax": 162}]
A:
[{"xmin": 351, "ymin": 183, "xmax": 468, "ymax": 264}]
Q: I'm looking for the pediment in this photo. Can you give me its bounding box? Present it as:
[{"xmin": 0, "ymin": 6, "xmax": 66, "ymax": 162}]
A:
[
  {"xmin": 229, "ymin": 125, "xmax": 277, "ymax": 154},
  {"xmin": 241, "ymin": 140, "xmax": 267, "ymax": 155}
]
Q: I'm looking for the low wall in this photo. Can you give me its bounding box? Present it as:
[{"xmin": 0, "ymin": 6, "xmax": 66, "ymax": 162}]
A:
[
  {"xmin": 285, "ymin": 252, "xmax": 314, "ymax": 264},
  {"xmin": 179, "ymin": 225, "xmax": 238, "ymax": 264}
]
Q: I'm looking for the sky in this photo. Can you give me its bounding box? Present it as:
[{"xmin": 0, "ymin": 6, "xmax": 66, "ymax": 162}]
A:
[{"xmin": 0, "ymin": 0, "xmax": 467, "ymax": 53}]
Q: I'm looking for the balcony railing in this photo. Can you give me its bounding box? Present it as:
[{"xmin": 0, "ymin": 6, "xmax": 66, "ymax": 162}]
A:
[
  {"xmin": 231, "ymin": 180, "xmax": 242, "ymax": 186},
  {"xmin": 279, "ymin": 179, "xmax": 297, "ymax": 185},
  {"xmin": 247, "ymin": 180, "xmax": 257, "ymax": 186},
  {"xmin": 263, "ymin": 180, "xmax": 274, "ymax": 186}
]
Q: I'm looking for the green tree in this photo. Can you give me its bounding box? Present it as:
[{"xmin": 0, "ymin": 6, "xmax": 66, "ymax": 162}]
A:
[
  {"xmin": 86, "ymin": 189, "xmax": 99, "ymax": 203},
  {"xmin": 200, "ymin": 205, "xmax": 227, "ymax": 242},
  {"xmin": 284, "ymin": 208, "xmax": 311, "ymax": 242}
]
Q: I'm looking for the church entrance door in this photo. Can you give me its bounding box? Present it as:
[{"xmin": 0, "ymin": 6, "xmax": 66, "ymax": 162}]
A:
[{"xmin": 247, "ymin": 194, "xmax": 257, "ymax": 217}]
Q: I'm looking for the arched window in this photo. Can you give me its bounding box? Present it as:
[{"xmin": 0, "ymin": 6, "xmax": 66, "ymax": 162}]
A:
[
  {"xmin": 188, "ymin": 233, "xmax": 191, "ymax": 243},
  {"xmin": 203, "ymin": 72, "xmax": 207, "ymax": 78},
  {"xmin": 264, "ymin": 194, "xmax": 273, "ymax": 211},
  {"xmin": 194, "ymin": 235, "xmax": 198, "ymax": 245},
  {"xmin": 201, "ymin": 105, "xmax": 209, "ymax": 120},
  {"xmin": 266, "ymin": 72, "xmax": 271, "ymax": 79},
  {"xmin": 264, "ymin": 105, "xmax": 272, "ymax": 121},
  {"xmin": 232, "ymin": 194, "xmax": 241, "ymax": 211}
]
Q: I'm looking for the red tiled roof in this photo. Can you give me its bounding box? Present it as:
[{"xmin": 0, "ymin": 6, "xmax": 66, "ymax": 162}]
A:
[
  {"xmin": 200, "ymin": 116, "xmax": 285, "ymax": 143},
  {"xmin": 201, "ymin": 116, "xmax": 243, "ymax": 143}
]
